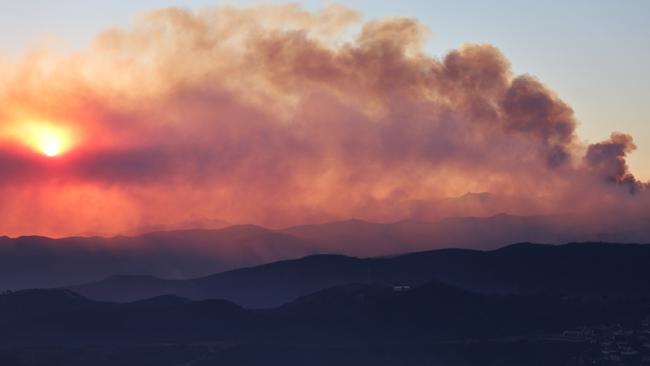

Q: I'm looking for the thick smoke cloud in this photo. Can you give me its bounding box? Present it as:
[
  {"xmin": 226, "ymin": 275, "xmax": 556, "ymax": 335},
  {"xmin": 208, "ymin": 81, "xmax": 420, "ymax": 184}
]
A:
[
  {"xmin": 585, "ymin": 133, "xmax": 643, "ymax": 194},
  {"xmin": 0, "ymin": 4, "xmax": 647, "ymax": 237}
]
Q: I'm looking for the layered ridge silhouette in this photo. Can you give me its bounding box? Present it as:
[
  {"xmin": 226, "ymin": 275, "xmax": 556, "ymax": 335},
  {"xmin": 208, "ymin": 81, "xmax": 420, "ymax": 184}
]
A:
[
  {"xmin": 67, "ymin": 242, "xmax": 650, "ymax": 307},
  {"xmin": 2, "ymin": 213, "xmax": 649, "ymax": 291}
]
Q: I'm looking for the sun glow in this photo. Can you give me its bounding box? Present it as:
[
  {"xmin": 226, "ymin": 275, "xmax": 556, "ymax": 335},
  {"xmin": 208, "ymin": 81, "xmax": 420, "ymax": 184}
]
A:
[
  {"xmin": 39, "ymin": 132, "xmax": 63, "ymax": 157},
  {"xmin": 1, "ymin": 120, "xmax": 75, "ymax": 157},
  {"xmin": 28, "ymin": 124, "xmax": 72, "ymax": 158}
]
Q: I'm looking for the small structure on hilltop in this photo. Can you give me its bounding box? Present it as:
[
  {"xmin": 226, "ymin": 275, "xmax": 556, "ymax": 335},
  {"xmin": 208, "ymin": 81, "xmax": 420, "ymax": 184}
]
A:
[{"xmin": 392, "ymin": 284, "xmax": 411, "ymax": 292}]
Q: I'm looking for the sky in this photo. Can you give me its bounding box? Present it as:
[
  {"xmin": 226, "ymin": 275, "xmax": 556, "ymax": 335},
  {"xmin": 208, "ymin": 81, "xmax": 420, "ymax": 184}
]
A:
[{"xmin": 0, "ymin": 1, "xmax": 649, "ymax": 237}]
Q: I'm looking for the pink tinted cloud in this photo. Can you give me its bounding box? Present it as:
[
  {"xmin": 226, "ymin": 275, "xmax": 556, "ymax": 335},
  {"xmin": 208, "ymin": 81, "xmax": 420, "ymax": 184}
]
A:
[{"xmin": 0, "ymin": 4, "xmax": 646, "ymax": 237}]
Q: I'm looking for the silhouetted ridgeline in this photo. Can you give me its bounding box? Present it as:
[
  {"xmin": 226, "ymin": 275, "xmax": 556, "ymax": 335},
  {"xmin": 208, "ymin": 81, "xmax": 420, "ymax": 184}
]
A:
[
  {"xmin": 0, "ymin": 282, "xmax": 636, "ymax": 344},
  {"xmin": 65, "ymin": 242, "xmax": 650, "ymax": 308},
  {"xmin": 0, "ymin": 242, "xmax": 649, "ymax": 365},
  {"xmin": 1, "ymin": 214, "xmax": 649, "ymax": 290},
  {"xmin": 0, "ymin": 280, "xmax": 648, "ymax": 365}
]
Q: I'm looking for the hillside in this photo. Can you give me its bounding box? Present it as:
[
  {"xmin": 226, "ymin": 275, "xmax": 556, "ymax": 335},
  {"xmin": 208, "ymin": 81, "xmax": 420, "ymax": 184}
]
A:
[{"xmin": 69, "ymin": 242, "xmax": 650, "ymax": 307}]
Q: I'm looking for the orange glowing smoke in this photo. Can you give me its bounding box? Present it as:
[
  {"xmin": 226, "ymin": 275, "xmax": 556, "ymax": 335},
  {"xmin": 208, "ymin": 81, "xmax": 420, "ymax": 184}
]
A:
[{"xmin": 0, "ymin": 4, "xmax": 647, "ymax": 238}]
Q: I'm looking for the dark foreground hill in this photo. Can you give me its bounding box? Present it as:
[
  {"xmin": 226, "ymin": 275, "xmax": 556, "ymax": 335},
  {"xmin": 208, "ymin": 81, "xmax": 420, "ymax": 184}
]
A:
[
  {"xmin": 69, "ymin": 242, "xmax": 650, "ymax": 307},
  {"xmin": 0, "ymin": 282, "xmax": 648, "ymax": 366}
]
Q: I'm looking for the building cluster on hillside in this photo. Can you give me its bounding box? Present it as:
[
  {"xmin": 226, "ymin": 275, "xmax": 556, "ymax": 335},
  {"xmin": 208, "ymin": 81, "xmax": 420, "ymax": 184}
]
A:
[{"xmin": 566, "ymin": 317, "xmax": 650, "ymax": 365}]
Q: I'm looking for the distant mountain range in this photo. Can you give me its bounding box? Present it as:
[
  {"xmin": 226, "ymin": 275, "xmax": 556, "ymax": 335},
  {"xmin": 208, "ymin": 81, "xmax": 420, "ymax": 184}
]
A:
[
  {"xmin": 68, "ymin": 242, "xmax": 650, "ymax": 308},
  {"xmin": 1, "ymin": 212, "xmax": 649, "ymax": 291}
]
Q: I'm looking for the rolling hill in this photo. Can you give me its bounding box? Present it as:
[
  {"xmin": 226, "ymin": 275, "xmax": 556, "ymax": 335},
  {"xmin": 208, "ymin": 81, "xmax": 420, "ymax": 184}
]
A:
[{"xmin": 68, "ymin": 242, "xmax": 650, "ymax": 307}]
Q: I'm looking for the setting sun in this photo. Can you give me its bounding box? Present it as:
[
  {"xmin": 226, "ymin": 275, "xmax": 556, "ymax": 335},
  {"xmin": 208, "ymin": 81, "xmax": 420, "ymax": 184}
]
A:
[
  {"xmin": 0, "ymin": 121, "xmax": 75, "ymax": 157},
  {"xmin": 40, "ymin": 132, "xmax": 63, "ymax": 157}
]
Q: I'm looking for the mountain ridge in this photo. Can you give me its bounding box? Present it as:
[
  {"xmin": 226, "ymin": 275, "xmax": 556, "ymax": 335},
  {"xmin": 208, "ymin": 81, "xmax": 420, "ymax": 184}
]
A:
[{"xmin": 66, "ymin": 241, "xmax": 650, "ymax": 308}]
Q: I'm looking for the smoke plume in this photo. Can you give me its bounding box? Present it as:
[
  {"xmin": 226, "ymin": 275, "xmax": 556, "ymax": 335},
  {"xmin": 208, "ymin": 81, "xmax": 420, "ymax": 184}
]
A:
[{"xmin": 0, "ymin": 4, "xmax": 647, "ymax": 237}]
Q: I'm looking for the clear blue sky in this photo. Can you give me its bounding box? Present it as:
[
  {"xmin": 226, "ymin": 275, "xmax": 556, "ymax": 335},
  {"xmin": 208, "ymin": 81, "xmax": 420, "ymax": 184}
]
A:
[{"xmin": 1, "ymin": 0, "xmax": 649, "ymax": 178}]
